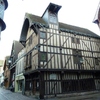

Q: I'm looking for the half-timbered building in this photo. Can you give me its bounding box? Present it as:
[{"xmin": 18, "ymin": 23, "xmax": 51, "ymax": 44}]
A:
[
  {"xmin": 20, "ymin": 3, "xmax": 100, "ymax": 99},
  {"xmin": 3, "ymin": 56, "xmax": 10, "ymax": 89},
  {"xmin": 9, "ymin": 40, "xmax": 24, "ymax": 92}
]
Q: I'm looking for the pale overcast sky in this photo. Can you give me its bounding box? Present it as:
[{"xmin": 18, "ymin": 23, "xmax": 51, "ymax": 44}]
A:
[{"xmin": 0, "ymin": 0, "xmax": 100, "ymax": 60}]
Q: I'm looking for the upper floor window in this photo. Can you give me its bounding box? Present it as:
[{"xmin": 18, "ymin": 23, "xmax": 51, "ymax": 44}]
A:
[
  {"xmin": 95, "ymin": 58, "xmax": 99, "ymax": 65},
  {"xmin": 71, "ymin": 37, "xmax": 80, "ymax": 44},
  {"xmin": 26, "ymin": 55, "xmax": 28, "ymax": 66},
  {"xmin": 29, "ymin": 52, "xmax": 32, "ymax": 66},
  {"xmin": 73, "ymin": 49, "xmax": 83, "ymax": 64},
  {"xmin": 40, "ymin": 52, "xmax": 47, "ymax": 62},
  {"xmin": 40, "ymin": 31, "xmax": 46, "ymax": 39}
]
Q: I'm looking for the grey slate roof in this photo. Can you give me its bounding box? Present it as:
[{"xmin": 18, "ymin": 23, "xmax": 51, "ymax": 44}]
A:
[
  {"xmin": 25, "ymin": 13, "xmax": 100, "ymax": 38},
  {"xmin": 25, "ymin": 13, "xmax": 47, "ymax": 26},
  {"xmin": 59, "ymin": 22, "xmax": 100, "ymax": 38}
]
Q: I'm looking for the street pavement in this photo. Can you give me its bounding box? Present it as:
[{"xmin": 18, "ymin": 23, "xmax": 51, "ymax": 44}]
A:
[
  {"xmin": 0, "ymin": 88, "xmax": 100, "ymax": 100},
  {"xmin": 0, "ymin": 88, "xmax": 35, "ymax": 100}
]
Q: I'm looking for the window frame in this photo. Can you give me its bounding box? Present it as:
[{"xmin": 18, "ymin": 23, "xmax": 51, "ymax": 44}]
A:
[
  {"xmin": 40, "ymin": 31, "xmax": 47, "ymax": 39},
  {"xmin": 95, "ymin": 58, "xmax": 99, "ymax": 65},
  {"xmin": 40, "ymin": 52, "xmax": 47, "ymax": 62},
  {"xmin": 73, "ymin": 49, "xmax": 83, "ymax": 64},
  {"xmin": 71, "ymin": 37, "xmax": 80, "ymax": 44}
]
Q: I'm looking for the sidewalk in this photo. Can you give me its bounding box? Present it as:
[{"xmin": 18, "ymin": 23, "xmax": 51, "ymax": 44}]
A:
[{"xmin": 29, "ymin": 90, "xmax": 100, "ymax": 100}]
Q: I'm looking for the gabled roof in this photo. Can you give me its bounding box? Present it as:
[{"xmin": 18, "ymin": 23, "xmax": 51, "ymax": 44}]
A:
[
  {"xmin": 25, "ymin": 13, "xmax": 47, "ymax": 26},
  {"xmin": 10, "ymin": 40, "xmax": 24, "ymax": 60},
  {"xmin": 25, "ymin": 13, "xmax": 100, "ymax": 38}
]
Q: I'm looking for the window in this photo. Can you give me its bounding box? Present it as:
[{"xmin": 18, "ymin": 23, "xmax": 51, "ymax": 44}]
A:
[
  {"xmin": 26, "ymin": 55, "xmax": 28, "ymax": 66},
  {"xmin": 28, "ymin": 35, "xmax": 32, "ymax": 46},
  {"xmin": 73, "ymin": 49, "xmax": 83, "ymax": 64},
  {"xmin": 76, "ymin": 38, "xmax": 80, "ymax": 44},
  {"xmin": 95, "ymin": 58, "xmax": 99, "ymax": 65},
  {"xmin": 49, "ymin": 13, "xmax": 57, "ymax": 24},
  {"xmin": 40, "ymin": 31, "xmax": 46, "ymax": 39},
  {"xmin": 29, "ymin": 52, "xmax": 32, "ymax": 66},
  {"xmin": 79, "ymin": 57, "xmax": 83, "ymax": 64},
  {"xmin": 73, "ymin": 56, "xmax": 78, "ymax": 64},
  {"xmin": 71, "ymin": 37, "xmax": 80, "ymax": 44},
  {"xmin": 71, "ymin": 37, "xmax": 75, "ymax": 43},
  {"xmin": 40, "ymin": 52, "xmax": 47, "ymax": 61}
]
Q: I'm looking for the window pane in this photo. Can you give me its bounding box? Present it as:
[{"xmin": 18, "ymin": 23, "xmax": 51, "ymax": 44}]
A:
[
  {"xmin": 73, "ymin": 56, "xmax": 78, "ymax": 64},
  {"xmin": 40, "ymin": 32, "xmax": 46, "ymax": 39},
  {"xmin": 26, "ymin": 55, "xmax": 28, "ymax": 65},
  {"xmin": 79, "ymin": 57, "xmax": 83, "ymax": 63},
  {"xmin": 76, "ymin": 38, "xmax": 80, "ymax": 44},
  {"xmin": 71, "ymin": 37, "xmax": 75, "ymax": 43},
  {"xmin": 95, "ymin": 58, "xmax": 99, "ymax": 65},
  {"xmin": 40, "ymin": 53, "xmax": 47, "ymax": 61},
  {"xmin": 78, "ymin": 50, "xmax": 82, "ymax": 56}
]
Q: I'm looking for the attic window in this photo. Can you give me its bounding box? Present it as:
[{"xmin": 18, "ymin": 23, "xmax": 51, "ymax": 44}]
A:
[
  {"xmin": 71, "ymin": 37, "xmax": 80, "ymax": 44},
  {"xmin": 76, "ymin": 38, "xmax": 80, "ymax": 44},
  {"xmin": 71, "ymin": 37, "xmax": 75, "ymax": 43}
]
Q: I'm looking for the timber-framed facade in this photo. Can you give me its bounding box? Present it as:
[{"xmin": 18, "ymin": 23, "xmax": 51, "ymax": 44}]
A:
[{"xmin": 19, "ymin": 3, "xmax": 100, "ymax": 99}]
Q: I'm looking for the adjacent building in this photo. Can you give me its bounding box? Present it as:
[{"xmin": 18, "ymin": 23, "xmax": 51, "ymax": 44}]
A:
[
  {"xmin": 0, "ymin": 0, "xmax": 8, "ymax": 39},
  {"xmin": 9, "ymin": 40, "xmax": 24, "ymax": 91},
  {"xmin": 0, "ymin": 60, "xmax": 4, "ymax": 87},
  {"xmin": 19, "ymin": 3, "xmax": 100, "ymax": 99},
  {"xmin": 15, "ymin": 47, "xmax": 25, "ymax": 94},
  {"xmin": 3, "ymin": 56, "xmax": 10, "ymax": 89}
]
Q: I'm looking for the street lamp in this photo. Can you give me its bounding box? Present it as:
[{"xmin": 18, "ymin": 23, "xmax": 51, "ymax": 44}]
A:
[{"xmin": 8, "ymin": 59, "xmax": 11, "ymax": 68}]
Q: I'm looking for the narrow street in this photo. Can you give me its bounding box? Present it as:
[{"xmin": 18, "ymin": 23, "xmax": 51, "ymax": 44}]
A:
[
  {"xmin": 0, "ymin": 88, "xmax": 100, "ymax": 100},
  {"xmin": 0, "ymin": 88, "xmax": 34, "ymax": 100}
]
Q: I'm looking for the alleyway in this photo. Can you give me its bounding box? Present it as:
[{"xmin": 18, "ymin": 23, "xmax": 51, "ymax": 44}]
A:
[{"xmin": 0, "ymin": 88, "xmax": 100, "ymax": 100}]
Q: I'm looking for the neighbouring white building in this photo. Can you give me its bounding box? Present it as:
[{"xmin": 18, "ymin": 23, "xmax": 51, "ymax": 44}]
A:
[{"xmin": 15, "ymin": 47, "xmax": 25, "ymax": 94}]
